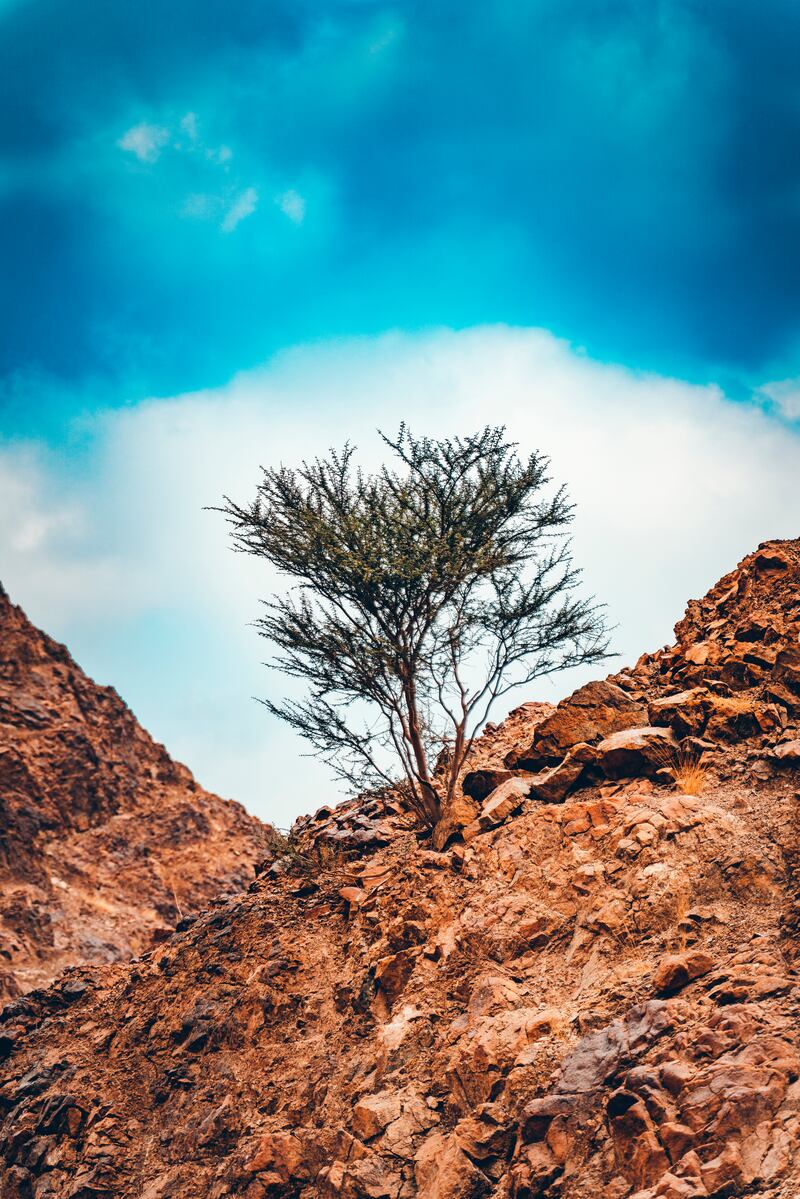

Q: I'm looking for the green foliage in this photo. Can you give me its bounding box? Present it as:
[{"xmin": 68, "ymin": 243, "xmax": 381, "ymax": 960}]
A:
[{"xmin": 218, "ymin": 425, "xmax": 609, "ymax": 827}]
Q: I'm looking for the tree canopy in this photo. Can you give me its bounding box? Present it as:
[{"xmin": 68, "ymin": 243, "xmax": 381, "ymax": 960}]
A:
[{"xmin": 218, "ymin": 425, "xmax": 609, "ymax": 828}]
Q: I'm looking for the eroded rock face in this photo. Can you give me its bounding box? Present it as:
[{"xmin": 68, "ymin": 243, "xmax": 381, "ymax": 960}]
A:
[
  {"xmin": 0, "ymin": 585, "xmax": 269, "ymax": 1002},
  {"xmin": 2, "ymin": 541, "xmax": 800, "ymax": 1198},
  {"xmin": 510, "ymin": 681, "xmax": 648, "ymax": 771}
]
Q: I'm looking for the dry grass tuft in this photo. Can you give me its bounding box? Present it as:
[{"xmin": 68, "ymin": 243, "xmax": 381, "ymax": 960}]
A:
[
  {"xmin": 653, "ymin": 741, "xmax": 707, "ymax": 796},
  {"xmin": 671, "ymin": 757, "xmax": 707, "ymax": 796}
]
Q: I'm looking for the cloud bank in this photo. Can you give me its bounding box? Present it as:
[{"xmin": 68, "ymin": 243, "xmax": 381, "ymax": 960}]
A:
[{"xmin": 2, "ymin": 326, "xmax": 798, "ymax": 825}]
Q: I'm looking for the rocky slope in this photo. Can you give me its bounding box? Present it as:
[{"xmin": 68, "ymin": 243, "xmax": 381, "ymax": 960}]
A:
[
  {"xmin": 0, "ymin": 585, "xmax": 270, "ymax": 1003},
  {"xmin": 2, "ymin": 540, "xmax": 800, "ymax": 1199}
]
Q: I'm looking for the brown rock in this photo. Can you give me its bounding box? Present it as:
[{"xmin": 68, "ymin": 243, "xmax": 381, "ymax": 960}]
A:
[
  {"xmin": 353, "ymin": 1092, "xmax": 403, "ymax": 1140},
  {"xmin": 512, "ymin": 680, "xmax": 647, "ymax": 769},
  {"xmin": 527, "ymin": 748, "xmax": 590, "ymax": 803},
  {"xmin": 595, "ymin": 726, "xmax": 678, "ymax": 778},
  {"xmin": 245, "ymin": 1131, "xmax": 307, "ymax": 1180},
  {"xmin": 461, "ymin": 770, "xmax": 515, "ymax": 802},
  {"xmin": 475, "ymin": 777, "xmax": 531, "ymax": 829},
  {"xmin": 647, "ymin": 689, "xmax": 710, "ymax": 738},
  {"xmin": 653, "ymin": 952, "xmax": 714, "ymax": 995},
  {"xmin": 0, "ymin": 585, "xmax": 269, "ymax": 1003},
  {"xmin": 773, "ymin": 647, "xmax": 800, "ymax": 695},
  {"xmin": 772, "ymin": 738, "xmax": 800, "ymax": 764},
  {"xmin": 415, "ymin": 1131, "xmax": 491, "ymax": 1198}
]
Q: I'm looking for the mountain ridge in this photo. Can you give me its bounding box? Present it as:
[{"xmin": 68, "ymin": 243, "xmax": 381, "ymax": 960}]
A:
[
  {"xmin": 0, "ymin": 584, "xmax": 270, "ymax": 1003},
  {"xmin": 1, "ymin": 540, "xmax": 800, "ymax": 1199}
]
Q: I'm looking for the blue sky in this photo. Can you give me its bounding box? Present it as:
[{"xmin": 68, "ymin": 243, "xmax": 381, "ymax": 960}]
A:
[
  {"xmin": 2, "ymin": 1, "xmax": 800, "ymax": 822},
  {"xmin": 5, "ymin": 0, "xmax": 800, "ymax": 426}
]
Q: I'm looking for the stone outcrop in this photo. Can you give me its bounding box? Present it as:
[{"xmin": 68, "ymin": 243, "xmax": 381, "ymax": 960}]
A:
[
  {"xmin": 0, "ymin": 585, "xmax": 269, "ymax": 1003},
  {"xmin": 2, "ymin": 540, "xmax": 800, "ymax": 1198}
]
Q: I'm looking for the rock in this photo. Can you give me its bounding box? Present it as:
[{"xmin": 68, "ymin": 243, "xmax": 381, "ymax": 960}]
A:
[
  {"xmin": 318, "ymin": 1155, "xmax": 404, "ymax": 1198},
  {"xmin": 763, "ymin": 680, "xmax": 800, "ymax": 715},
  {"xmin": 653, "ymin": 952, "xmax": 715, "ymax": 995},
  {"xmin": 773, "ymin": 647, "xmax": 800, "ymax": 695},
  {"xmin": 373, "ymin": 949, "xmax": 418, "ymax": 1008},
  {"xmin": 4, "ymin": 539, "xmax": 800, "ymax": 1199},
  {"xmin": 475, "ymin": 777, "xmax": 531, "ymax": 830},
  {"xmin": 527, "ymin": 748, "xmax": 590, "ymax": 803},
  {"xmin": 595, "ymin": 727, "xmax": 678, "ymax": 779},
  {"xmin": 772, "ymin": 739, "xmax": 800, "ymax": 765},
  {"xmin": 461, "ymin": 770, "xmax": 516, "ymax": 802},
  {"xmin": 452, "ymin": 1112, "xmax": 512, "ymax": 1162},
  {"xmin": 520, "ymin": 1096, "xmax": 576, "ymax": 1143},
  {"xmin": 353, "ymin": 1092, "xmax": 403, "ymax": 1140},
  {"xmin": 558, "ymin": 1002, "xmax": 672, "ymax": 1093},
  {"xmin": 703, "ymin": 695, "xmax": 761, "ymax": 742},
  {"xmin": 511, "ymin": 680, "xmax": 647, "ymax": 769},
  {"xmin": 245, "ymin": 1131, "xmax": 308, "ymax": 1180},
  {"xmin": 0, "ymin": 585, "xmax": 269, "ymax": 1004},
  {"xmin": 415, "ymin": 1131, "xmax": 491, "ymax": 1198},
  {"xmin": 647, "ymin": 689, "xmax": 710, "ymax": 738},
  {"xmin": 431, "ymin": 793, "xmax": 480, "ymax": 851}
]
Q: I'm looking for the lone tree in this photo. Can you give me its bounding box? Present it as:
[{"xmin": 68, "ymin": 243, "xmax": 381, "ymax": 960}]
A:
[{"xmin": 218, "ymin": 426, "xmax": 609, "ymax": 829}]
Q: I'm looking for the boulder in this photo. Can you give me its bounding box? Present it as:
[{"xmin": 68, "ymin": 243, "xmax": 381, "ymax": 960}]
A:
[
  {"xmin": 475, "ymin": 777, "xmax": 531, "ymax": 831},
  {"xmin": 415, "ymin": 1131, "xmax": 492, "ymax": 1198},
  {"xmin": 703, "ymin": 696, "xmax": 761, "ymax": 742},
  {"xmin": 462, "ymin": 770, "xmax": 516, "ymax": 802},
  {"xmin": 557, "ymin": 1002, "xmax": 672, "ymax": 1093},
  {"xmin": 772, "ymin": 647, "xmax": 800, "ymax": 697},
  {"xmin": 647, "ymin": 689, "xmax": 710, "ymax": 738},
  {"xmin": 653, "ymin": 951, "xmax": 714, "ymax": 996},
  {"xmin": 510, "ymin": 680, "xmax": 647, "ymax": 769},
  {"xmin": 595, "ymin": 727, "xmax": 678, "ymax": 779},
  {"xmin": 772, "ymin": 739, "xmax": 800, "ymax": 765},
  {"xmin": 353, "ymin": 1092, "xmax": 404, "ymax": 1141},
  {"xmin": 431, "ymin": 793, "xmax": 479, "ymax": 850},
  {"xmin": 527, "ymin": 746, "xmax": 593, "ymax": 803}
]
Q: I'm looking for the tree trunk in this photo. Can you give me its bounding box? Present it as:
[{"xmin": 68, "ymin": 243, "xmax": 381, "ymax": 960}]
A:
[{"xmin": 401, "ymin": 676, "xmax": 442, "ymax": 827}]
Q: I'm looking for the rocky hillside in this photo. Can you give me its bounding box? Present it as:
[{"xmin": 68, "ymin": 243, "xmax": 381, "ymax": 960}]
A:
[
  {"xmin": 0, "ymin": 585, "xmax": 270, "ymax": 1003},
  {"xmin": 2, "ymin": 540, "xmax": 800, "ymax": 1199}
]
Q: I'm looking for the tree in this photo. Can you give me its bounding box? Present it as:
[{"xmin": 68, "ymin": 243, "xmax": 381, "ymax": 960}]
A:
[{"xmin": 217, "ymin": 426, "xmax": 609, "ymax": 829}]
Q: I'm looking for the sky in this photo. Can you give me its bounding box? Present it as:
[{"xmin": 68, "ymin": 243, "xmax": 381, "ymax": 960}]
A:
[{"xmin": 1, "ymin": 1, "xmax": 799, "ymax": 825}]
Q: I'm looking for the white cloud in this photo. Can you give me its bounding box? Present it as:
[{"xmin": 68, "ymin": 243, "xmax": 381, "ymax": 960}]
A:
[
  {"xmin": 276, "ymin": 189, "xmax": 306, "ymax": 224},
  {"xmin": 3, "ymin": 326, "xmax": 799, "ymax": 826},
  {"xmin": 758, "ymin": 377, "xmax": 800, "ymax": 422},
  {"xmin": 118, "ymin": 122, "xmax": 170, "ymax": 163},
  {"xmin": 179, "ymin": 111, "xmax": 199, "ymax": 142},
  {"xmin": 221, "ymin": 186, "xmax": 259, "ymax": 232}
]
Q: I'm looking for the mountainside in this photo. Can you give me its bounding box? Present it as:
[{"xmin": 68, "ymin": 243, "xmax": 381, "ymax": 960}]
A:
[
  {"xmin": 2, "ymin": 540, "xmax": 800, "ymax": 1199},
  {"xmin": 0, "ymin": 585, "xmax": 270, "ymax": 1003}
]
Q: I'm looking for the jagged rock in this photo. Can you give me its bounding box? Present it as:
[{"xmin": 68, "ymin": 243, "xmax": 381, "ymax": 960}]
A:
[
  {"xmin": 772, "ymin": 738, "xmax": 800, "ymax": 764},
  {"xmin": 527, "ymin": 746, "xmax": 592, "ymax": 803},
  {"xmin": 430, "ymin": 793, "xmax": 479, "ymax": 851},
  {"xmin": 595, "ymin": 726, "xmax": 678, "ymax": 778},
  {"xmin": 653, "ymin": 951, "xmax": 714, "ymax": 995},
  {"xmin": 510, "ymin": 680, "xmax": 647, "ymax": 769},
  {"xmin": 462, "ymin": 777, "xmax": 532, "ymax": 840},
  {"xmin": 774, "ymin": 647, "xmax": 800, "ymax": 694},
  {"xmin": 0, "ymin": 586, "xmax": 268, "ymax": 1001},
  {"xmin": 462, "ymin": 770, "xmax": 516, "ymax": 802},
  {"xmin": 557, "ymin": 1002, "xmax": 673, "ymax": 1093},
  {"xmin": 415, "ymin": 1131, "xmax": 491, "ymax": 1198},
  {"xmin": 647, "ymin": 689, "xmax": 710, "ymax": 738}
]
